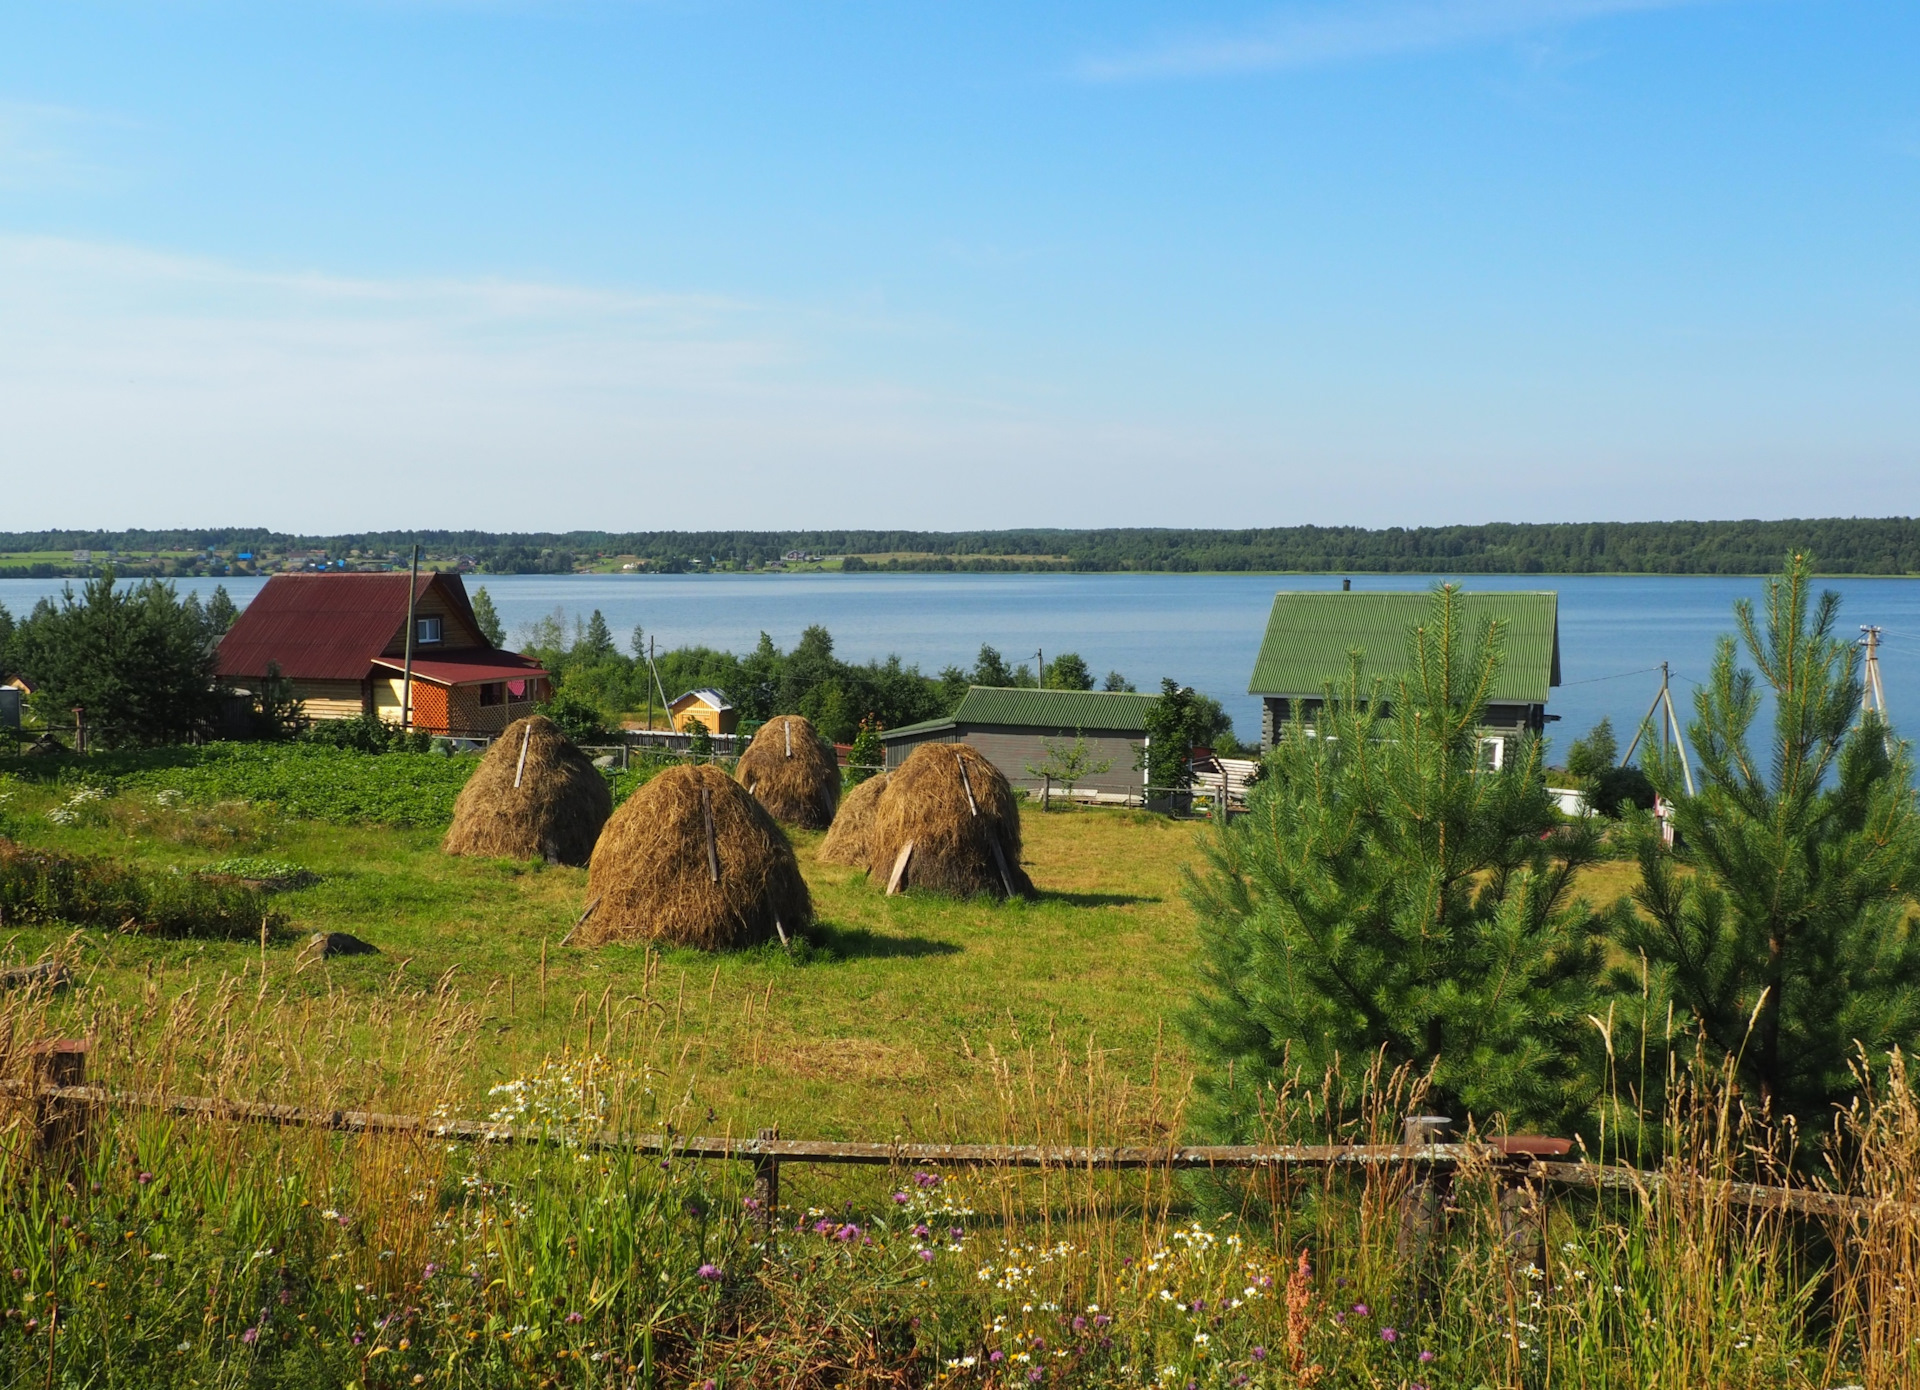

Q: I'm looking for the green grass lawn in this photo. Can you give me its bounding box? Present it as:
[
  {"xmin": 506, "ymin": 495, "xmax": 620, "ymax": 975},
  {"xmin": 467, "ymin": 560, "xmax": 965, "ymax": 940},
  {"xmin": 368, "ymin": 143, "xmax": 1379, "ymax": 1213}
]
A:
[{"xmin": 1, "ymin": 769, "xmax": 1211, "ymax": 1143}]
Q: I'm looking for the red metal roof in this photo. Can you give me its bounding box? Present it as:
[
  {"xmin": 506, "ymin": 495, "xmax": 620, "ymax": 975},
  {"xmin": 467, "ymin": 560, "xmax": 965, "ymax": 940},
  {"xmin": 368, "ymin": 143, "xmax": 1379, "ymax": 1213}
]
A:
[
  {"xmin": 368, "ymin": 651, "xmax": 549, "ymax": 687},
  {"xmin": 216, "ymin": 572, "xmax": 491, "ymax": 682}
]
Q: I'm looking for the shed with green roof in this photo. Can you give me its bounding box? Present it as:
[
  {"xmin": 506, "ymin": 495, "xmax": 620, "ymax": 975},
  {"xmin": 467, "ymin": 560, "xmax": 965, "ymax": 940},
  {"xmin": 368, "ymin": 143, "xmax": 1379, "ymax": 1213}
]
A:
[
  {"xmin": 880, "ymin": 686, "xmax": 1155, "ymax": 801},
  {"xmin": 1248, "ymin": 589, "xmax": 1560, "ymax": 759}
]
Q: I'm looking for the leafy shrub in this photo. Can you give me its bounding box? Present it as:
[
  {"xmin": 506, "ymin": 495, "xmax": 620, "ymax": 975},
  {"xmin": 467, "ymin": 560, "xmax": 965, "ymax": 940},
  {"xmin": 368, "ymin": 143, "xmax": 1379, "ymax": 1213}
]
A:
[
  {"xmin": 299, "ymin": 712, "xmax": 432, "ymax": 753},
  {"xmin": 539, "ymin": 689, "xmax": 610, "ymax": 744},
  {"xmin": 200, "ymin": 856, "xmax": 322, "ymax": 888},
  {"xmin": 0, "ymin": 839, "xmax": 285, "ymax": 939}
]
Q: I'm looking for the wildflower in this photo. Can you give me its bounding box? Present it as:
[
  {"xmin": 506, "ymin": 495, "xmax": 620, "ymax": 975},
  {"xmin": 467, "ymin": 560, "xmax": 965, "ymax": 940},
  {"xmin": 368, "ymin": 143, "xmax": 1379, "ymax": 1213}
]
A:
[
  {"xmin": 990, "ymin": 1350, "xmax": 1004, "ymax": 1363},
  {"xmin": 950, "ymin": 1227, "xmax": 964, "ymax": 1240},
  {"xmin": 1071, "ymin": 1316, "xmax": 1086, "ymax": 1332},
  {"xmin": 1251, "ymin": 1347, "xmax": 1267, "ymax": 1361},
  {"xmin": 138, "ymin": 1172, "xmax": 154, "ymax": 1185},
  {"xmin": 814, "ymin": 1219, "xmax": 835, "ymax": 1234},
  {"xmin": 1353, "ymin": 1303, "xmax": 1369, "ymax": 1316},
  {"xmin": 1418, "ymin": 1349, "xmax": 1436, "ymax": 1363},
  {"xmin": 566, "ymin": 1311, "xmax": 585, "ymax": 1323},
  {"xmin": 915, "ymin": 1171, "xmax": 939, "ymax": 1188},
  {"xmin": 918, "ymin": 1250, "xmax": 935, "ymax": 1263},
  {"xmin": 892, "ymin": 1192, "xmax": 910, "ymax": 1204},
  {"xmin": 241, "ymin": 1328, "xmax": 259, "ymax": 1345},
  {"xmin": 422, "ymin": 1264, "xmax": 439, "ymax": 1280},
  {"xmin": 1381, "ymin": 1327, "xmax": 1398, "ymax": 1344},
  {"xmin": 697, "ymin": 1264, "xmax": 722, "ymax": 1281},
  {"xmin": 1028, "ymin": 1372, "xmax": 1043, "ymax": 1384},
  {"xmin": 913, "ymin": 1223, "xmax": 931, "ymax": 1238},
  {"xmin": 835, "ymin": 1224, "xmax": 860, "ymax": 1242}
]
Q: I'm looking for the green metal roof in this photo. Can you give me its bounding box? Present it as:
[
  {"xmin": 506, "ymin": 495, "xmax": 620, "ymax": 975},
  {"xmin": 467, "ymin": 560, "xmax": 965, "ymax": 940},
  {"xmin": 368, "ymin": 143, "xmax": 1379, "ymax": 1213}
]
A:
[
  {"xmin": 880, "ymin": 686, "xmax": 1157, "ymax": 741},
  {"xmin": 1247, "ymin": 590, "xmax": 1560, "ymax": 704}
]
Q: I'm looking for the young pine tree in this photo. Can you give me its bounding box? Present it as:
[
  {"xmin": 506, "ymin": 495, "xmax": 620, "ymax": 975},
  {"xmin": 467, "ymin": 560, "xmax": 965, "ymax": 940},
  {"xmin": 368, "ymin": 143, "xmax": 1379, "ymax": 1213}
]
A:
[
  {"xmin": 1610, "ymin": 554, "xmax": 1920, "ymax": 1149},
  {"xmin": 1186, "ymin": 583, "xmax": 1616, "ymax": 1137}
]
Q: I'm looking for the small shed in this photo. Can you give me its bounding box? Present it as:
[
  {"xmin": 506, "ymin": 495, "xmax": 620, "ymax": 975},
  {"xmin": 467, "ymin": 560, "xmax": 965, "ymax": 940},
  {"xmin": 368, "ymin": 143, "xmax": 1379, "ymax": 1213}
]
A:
[
  {"xmin": 879, "ymin": 686, "xmax": 1155, "ymax": 802},
  {"xmin": 668, "ymin": 688, "xmax": 737, "ymax": 736},
  {"xmin": 1247, "ymin": 589, "xmax": 1559, "ymax": 763}
]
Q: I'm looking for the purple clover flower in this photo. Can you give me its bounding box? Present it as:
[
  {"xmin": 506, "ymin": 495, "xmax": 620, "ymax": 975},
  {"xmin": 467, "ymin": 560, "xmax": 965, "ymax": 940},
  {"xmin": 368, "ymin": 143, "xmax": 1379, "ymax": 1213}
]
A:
[
  {"xmin": 1353, "ymin": 1303, "xmax": 1370, "ymax": 1317},
  {"xmin": 918, "ymin": 1250, "xmax": 934, "ymax": 1263},
  {"xmin": 697, "ymin": 1264, "xmax": 722, "ymax": 1282},
  {"xmin": 1381, "ymin": 1327, "xmax": 1398, "ymax": 1344},
  {"xmin": 1419, "ymin": 1349, "xmax": 1436, "ymax": 1364},
  {"xmin": 241, "ymin": 1327, "xmax": 259, "ymax": 1345},
  {"xmin": 566, "ymin": 1311, "xmax": 585, "ymax": 1324},
  {"xmin": 1251, "ymin": 1346, "xmax": 1267, "ymax": 1362},
  {"xmin": 892, "ymin": 1192, "xmax": 910, "ymax": 1205}
]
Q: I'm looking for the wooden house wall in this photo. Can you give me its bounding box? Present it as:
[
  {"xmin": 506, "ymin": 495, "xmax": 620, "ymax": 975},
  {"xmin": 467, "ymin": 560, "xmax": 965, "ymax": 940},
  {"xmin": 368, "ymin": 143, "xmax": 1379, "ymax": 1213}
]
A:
[
  {"xmin": 376, "ymin": 584, "xmax": 484, "ymax": 659},
  {"xmin": 285, "ymin": 678, "xmax": 367, "ymax": 721}
]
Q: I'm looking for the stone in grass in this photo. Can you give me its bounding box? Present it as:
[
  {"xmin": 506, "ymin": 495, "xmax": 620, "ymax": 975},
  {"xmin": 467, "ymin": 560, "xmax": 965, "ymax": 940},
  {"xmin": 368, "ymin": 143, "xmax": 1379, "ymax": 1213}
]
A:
[{"xmin": 305, "ymin": 931, "xmax": 378, "ymax": 960}]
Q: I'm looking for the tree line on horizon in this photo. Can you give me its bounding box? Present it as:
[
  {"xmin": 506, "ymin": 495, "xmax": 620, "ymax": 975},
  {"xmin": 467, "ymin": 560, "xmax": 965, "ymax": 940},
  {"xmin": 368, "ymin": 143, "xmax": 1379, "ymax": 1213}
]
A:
[{"xmin": 4, "ymin": 518, "xmax": 1920, "ymax": 576}]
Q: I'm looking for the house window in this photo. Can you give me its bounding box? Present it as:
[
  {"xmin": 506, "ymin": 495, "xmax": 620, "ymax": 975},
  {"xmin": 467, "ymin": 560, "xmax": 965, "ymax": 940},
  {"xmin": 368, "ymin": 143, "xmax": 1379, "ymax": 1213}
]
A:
[
  {"xmin": 479, "ymin": 682, "xmax": 504, "ymax": 707},
  {"xmin": 416, "ymin": 616, "xmax": 442, "ymax": 644},
  {"xmin": 1479, "ymin": 736, "xmax": 1506, "ymax": 771}
]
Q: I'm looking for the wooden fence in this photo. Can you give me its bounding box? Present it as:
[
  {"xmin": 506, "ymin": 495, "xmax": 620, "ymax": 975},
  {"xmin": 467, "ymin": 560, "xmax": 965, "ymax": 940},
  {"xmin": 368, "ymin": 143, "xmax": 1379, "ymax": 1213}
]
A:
[{"xmin": 8, "ymin": 1041, "xmax": 1889, "ymax": 1237}]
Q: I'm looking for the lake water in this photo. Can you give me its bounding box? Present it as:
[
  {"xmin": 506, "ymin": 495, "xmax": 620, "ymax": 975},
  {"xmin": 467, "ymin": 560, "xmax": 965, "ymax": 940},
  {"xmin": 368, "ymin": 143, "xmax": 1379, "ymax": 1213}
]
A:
[{"xmin": 6, "ymin": 571, "xmax": 1918, "ymax": 756}]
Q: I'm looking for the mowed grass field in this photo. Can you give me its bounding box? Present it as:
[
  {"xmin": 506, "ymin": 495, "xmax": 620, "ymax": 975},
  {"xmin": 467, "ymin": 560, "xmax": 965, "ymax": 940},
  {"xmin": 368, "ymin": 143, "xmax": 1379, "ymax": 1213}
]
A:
[{"xmin": 1, "ymin": 772, "xmax": 1648, "ymax": 1145}]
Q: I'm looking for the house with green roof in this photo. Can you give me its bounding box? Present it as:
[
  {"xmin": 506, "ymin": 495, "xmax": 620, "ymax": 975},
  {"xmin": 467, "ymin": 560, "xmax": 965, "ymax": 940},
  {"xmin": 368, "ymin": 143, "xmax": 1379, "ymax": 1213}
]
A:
[
  {"xmin": 1248, "ymin": 589, "xmax": 1560, "ymax": 763},
  {"xmin": 880, "ymin": 686, "xmax": 1155, "ymax": 800}
]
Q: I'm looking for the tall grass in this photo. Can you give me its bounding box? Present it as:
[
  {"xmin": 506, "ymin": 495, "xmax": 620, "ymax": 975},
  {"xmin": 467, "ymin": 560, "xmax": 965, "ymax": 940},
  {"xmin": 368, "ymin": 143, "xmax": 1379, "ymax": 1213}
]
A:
[{"xmin": 4, "ymin": 960, "xmax": 1920, "ymax": 1387}]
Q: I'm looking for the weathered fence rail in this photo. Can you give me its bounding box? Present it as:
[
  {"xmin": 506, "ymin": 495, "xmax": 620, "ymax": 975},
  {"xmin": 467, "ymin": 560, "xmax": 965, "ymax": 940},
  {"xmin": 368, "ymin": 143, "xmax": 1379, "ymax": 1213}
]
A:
[{"xmin": 5, "ymin": 1042, "xmax": 1900, "ymax": 1226}]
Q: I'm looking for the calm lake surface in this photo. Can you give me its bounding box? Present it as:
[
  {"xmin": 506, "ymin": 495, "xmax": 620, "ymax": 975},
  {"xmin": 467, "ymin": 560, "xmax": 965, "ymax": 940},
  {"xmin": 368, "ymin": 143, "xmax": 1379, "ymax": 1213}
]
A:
[{"xmin": 6, "ymin": 572, "xmax": 1918, "ymax": 755}]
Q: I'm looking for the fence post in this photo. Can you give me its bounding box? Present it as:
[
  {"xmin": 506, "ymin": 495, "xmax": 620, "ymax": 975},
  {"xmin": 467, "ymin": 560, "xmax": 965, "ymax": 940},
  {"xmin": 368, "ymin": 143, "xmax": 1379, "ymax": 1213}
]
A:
[
  {"xmin": 753, "ymin": 1126, "xmax": 779, "ymax": 1245},
  {"xmin": 1395, "ymin": 1114, "xmax": 1452, "ymax": 1271},
  {"xmin": 32, "ymin": 1038, "xmax": 90, "ymax": 1174}
]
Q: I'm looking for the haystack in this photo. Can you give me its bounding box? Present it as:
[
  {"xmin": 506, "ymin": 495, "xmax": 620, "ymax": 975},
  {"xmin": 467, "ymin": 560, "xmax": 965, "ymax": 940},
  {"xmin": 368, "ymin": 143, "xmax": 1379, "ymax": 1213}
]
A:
[
  {"xmin": 579, "ymin": 762, "xmax": 811, "ymax": 950},
  {"xmin": 817, "ymin": 771, "xmax": 888, "ymax": 867},
  {"xmin": 443, "ymin": 715, "xmax": 612, "ymax": 866},
  {"xmin": 864, "ymin": 743, "xmax": 1034, "ymax": 899},
  {"xmin": 735, "ymin": 714, "xmax": 840, "ymax": 829}
]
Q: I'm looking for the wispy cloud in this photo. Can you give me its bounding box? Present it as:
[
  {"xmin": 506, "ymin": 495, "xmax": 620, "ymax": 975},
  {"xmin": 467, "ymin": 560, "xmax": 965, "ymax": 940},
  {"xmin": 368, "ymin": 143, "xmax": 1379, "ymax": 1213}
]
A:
[
  {"xmin": 0, "ymin": 100, "xmax": 132, "ymax": 191},
  {"xmin": 1077, "ymin": 0, "xmax": 1718, "ymax": 81},
  {"xmin": 0, "ymin": 236, "xmax": 1222, "ymax": 530}
]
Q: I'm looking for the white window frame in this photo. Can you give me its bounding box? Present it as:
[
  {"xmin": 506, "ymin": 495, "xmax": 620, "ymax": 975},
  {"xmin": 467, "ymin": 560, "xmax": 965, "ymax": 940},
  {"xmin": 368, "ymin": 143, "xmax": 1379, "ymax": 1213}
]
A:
[{"xmin": 416, "ymin": 616, "xmax": 443, "ymax": 645}]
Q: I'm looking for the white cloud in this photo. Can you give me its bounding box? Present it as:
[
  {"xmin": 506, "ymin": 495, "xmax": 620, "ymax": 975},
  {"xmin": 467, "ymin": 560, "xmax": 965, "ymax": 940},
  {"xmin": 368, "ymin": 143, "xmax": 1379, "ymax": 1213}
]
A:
[
  {"xmin": 1077, "ymin": 0, "xmax": 1719, "ymax": 81},
  {"xmin": 0, "ymin": 101, "xmax": 130, "ymax": 191},
  {"xmin": 0, "ymin": 235, "xmax": 1237, "ymax": 530}
]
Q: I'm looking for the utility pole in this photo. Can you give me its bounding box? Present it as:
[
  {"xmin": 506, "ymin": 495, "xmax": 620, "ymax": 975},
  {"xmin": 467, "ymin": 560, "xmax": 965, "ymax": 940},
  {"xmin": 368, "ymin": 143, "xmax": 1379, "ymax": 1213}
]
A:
[
  {"xmin": 1861, "ymin": 626, "xmax": 1889, "ymax": 719},
  {"xmin": 1034, "ymin": 649, "xmax": 1044, "ymax": 689},
  {"xmin": 1621, "ymin": 661, "xmax": 1696, "ymax": 797},
  {"xmin": 400, "ymin": 544, "xmax": 420, "ymax": 731}
]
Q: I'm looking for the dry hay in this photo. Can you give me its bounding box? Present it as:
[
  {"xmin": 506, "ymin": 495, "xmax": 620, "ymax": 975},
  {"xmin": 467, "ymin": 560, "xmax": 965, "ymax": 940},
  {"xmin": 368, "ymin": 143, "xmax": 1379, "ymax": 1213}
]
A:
[
  {"xmin": 864, "ymin": 742, "xmax": 1035, "ymax": 900},
  {"xmin": 443, "ymin": 715, "xmax": 612, "ymax": 866},
  {"xmin": 735, "ymin": 714, "xmax": 840, "ymax": 829},
  {"xmin": 580, "ymin": 762, "xmax": 812, "ymax": 951},
  {"xmin": 817, "ymin": 772, "xmax": 888, "ymax": 867}
]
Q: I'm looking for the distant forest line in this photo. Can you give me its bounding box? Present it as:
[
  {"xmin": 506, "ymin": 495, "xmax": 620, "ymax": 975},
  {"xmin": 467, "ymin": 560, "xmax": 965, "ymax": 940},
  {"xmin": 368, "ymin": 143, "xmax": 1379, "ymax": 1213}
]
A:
[{"xmin": 3, "ymin": 519, "xmax": 1919, "ymax": 577}]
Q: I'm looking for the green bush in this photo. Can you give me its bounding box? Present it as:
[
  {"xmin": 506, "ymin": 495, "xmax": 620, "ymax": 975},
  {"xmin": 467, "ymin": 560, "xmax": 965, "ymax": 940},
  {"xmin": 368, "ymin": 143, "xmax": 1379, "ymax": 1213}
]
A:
[
  {"xmin": 0, "ymin": 839, "xmax": 285, "ymax": 939},
  {"xmin": 299, "ymin": 711, "xmax": 433, "ymax": 753}
]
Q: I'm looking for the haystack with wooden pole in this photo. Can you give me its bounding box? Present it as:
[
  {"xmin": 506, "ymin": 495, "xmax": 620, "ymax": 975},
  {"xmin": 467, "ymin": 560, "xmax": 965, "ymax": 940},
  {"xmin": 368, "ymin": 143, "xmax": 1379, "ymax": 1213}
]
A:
[
  {"xmin": 578, "ymin": 763, "xmax": 811, "ymax": 950},
  {"xmin": 735, "ymin": 714, "xmax": 840, "ymax": 830},
  {"xmin": 864, "ymin": 743, "xmax": 1034, "ymax": 899},
  {"xmin": 817, "ymin": 771, "xmax": 888, "ymax": 867},
  {"xmin": 443, "ymin": 714, "xmax": 612, "ymax": 867}
]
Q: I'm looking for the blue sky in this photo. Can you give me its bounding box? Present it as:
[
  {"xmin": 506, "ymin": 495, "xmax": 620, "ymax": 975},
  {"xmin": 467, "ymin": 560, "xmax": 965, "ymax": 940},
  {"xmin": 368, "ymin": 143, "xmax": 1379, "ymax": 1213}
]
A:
[{"xmin": 1, "ymin": 0, "xmax": 1915, "ymax": 531}]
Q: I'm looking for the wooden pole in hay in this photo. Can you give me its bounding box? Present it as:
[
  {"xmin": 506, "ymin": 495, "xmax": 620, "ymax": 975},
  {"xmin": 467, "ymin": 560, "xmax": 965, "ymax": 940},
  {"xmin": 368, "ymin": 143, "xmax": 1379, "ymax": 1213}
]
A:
[
  {"xmin": 989, "ymin": 836, "xmax": 1017, "ymax": 899},
  {"xmin": 886, "ymin": 840, "xmax": 914, "ymax": 896},
  {"xmin": 560, "ymin": 896, "xmax": 602, "ymax": 947},
  {"xmin": 783, "ymin": 719, "xmax": 792, "ymax": 758},
  {"xmin": 514, "ymin": 722, "xmax": 533, "ymax": 789},
  {"xmin": 957, "ymin": 755, "xmax": 978, "ymax": 816},
  {"xmin": 701, "ymin": 787, "xmax": 720, "ymax": 883}
]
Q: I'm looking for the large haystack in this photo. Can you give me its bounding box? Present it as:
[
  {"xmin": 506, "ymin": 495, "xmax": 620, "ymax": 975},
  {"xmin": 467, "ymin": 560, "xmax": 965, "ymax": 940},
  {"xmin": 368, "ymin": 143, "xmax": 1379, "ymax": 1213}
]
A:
[
  {"xmin": 817, "ymin": 772, "xmax": 888, "ymax": 867},
  {"xmin": 735, "ymin": 714, "xmax": 840, "ymax": 829},
  {"xmin": 864, "ymin": 743, "xmax": 1035, "ymax": 899},
  {"xmin": 443, "ymin": 715, "xmax": 612, "ymax": 866},
  {"xmin": 580, "ymin": 762, "xmax": 812, "ymax": 950}
]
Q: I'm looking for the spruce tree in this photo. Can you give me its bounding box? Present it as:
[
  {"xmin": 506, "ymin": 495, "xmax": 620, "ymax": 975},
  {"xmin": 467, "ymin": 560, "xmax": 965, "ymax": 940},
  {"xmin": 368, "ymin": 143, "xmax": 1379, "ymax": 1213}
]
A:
[
  {"xmin": 1186, "ymin": 583, "xmax": 1615, "ymax": 1137},
  {"xmin": 1610, "ymin": 554, "xmax": 1920, "ymax": 1147},
  {"xmin": 470, "ymin": 586, "xmax": 506, "ymax": 645}
]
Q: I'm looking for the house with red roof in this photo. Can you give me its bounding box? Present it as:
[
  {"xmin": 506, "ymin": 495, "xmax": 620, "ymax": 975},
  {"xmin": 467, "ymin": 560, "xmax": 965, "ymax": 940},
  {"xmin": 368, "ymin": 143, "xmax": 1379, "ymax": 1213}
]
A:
[{"xmin": 216, "ymin": 572, "xmax": 550, "ymax": 737}]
